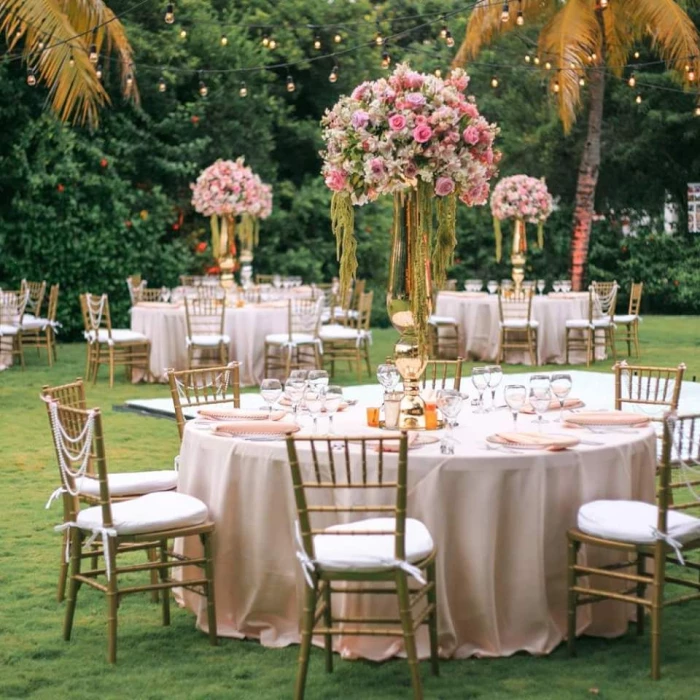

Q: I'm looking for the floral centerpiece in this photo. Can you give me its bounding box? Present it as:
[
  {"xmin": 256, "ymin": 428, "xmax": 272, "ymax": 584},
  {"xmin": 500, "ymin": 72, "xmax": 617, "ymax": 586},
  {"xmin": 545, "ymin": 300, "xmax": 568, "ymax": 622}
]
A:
[
  {"xmin": 490, "ymin": 175, "xmax": 553, "ymax": 262},
  {"xmin": 321, "ymin": 63, "xmax": 499, "ymax": 428},
  {"xmin": 191, "ymin": 157, "xmax": 272, "ymax": 281}
]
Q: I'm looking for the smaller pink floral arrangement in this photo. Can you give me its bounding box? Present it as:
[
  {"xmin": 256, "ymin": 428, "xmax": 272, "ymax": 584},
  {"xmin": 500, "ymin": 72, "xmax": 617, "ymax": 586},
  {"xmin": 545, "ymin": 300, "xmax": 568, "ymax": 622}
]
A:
[
  {"xmin": 490, "ymin": 175, "xmax": 553, "ymax": 223},
  {"xmin": 191, "ymin": 157, "xmax": 272, "ymax": 220}
]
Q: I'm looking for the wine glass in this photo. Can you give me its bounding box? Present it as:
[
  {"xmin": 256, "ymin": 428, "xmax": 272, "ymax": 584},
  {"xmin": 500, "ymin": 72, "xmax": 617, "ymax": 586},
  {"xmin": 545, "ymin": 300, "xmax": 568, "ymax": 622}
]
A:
[
  {"xmin": 471, "ymin": 367, "xmax": 490, "ymax": 413},
  {"xmin": 487, "ymin": 280, "xmax": 498, "ymax": 295},
  {"xmin": 529, "ymin": 386, "xmax": 552, "ymax": 432},
  {"xmin": 551, "ymin": 373, "xmax": 573, "ymax": 423},
  {"xmin": 305, "ymin": 387, "xmax": 325, "ymax": 434},
  {"xmin": 160, "ymin": 287, "xmax": 171, "ymax": 303},
  {"xmin": 553, "ymin": 280, "xmax": 562, "ymax": 293},
  {"xmin": 485, "ymin": 364, "xmax": 503, "ymax": 411},
  {"xmin": 562, "ymin": 280, "xmax": 572, "ymax": 293},
  {"xmin": 504, "ymin": 384, "xmax": 527, "ymax": 430},
  {"xmin": 377, "ymin": 363, "xmax": 400, "ymax": 392},
  {"xmin": 529, "ymin": 374, "xmax": 552, "ymax": 424},
  {"xmin": 260, "ymin": 378, "xmax": 283, "ymax": 419},
  {"xmin": 289, "ymin": 369, "xmax": 309, "ymax": 384},
  {"xmin": 437, "ymin": 389, "xmax": 463, "ymax": 454},
  {"xmin": 325, "ymin": 385, "xmax": 343, "ymax": 437},
  {"xmin": 537, "ymin": 279, "xmax": 546, "ymax": 295},
  {"xmin": 308, "ymin": 370, "xmax": 329, "ymax": 390},
  {"xmin": 284, "ymin": 378, "xmax": 306, "ymax": 424}
]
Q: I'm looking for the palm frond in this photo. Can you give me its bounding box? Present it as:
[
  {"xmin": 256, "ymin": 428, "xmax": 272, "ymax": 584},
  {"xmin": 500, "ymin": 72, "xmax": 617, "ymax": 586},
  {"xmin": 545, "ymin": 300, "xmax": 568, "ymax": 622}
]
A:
[
  {"xmin": 601, "ymin": 3, "xmax": 637, "ymax": 76},
  {"xmin": 0, "ymin": 0, "xmax": 137, "ymax": 126},
  {"xmin": 538, "ymin": 0, "xmax": 600, "ymax": 132}
]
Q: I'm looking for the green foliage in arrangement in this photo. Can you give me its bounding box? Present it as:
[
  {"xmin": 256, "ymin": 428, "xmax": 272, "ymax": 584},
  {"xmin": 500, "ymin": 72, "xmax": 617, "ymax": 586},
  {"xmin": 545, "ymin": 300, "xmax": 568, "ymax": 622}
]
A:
[{"xmin": 1, "ymin": 2, "xmax": 700, "ymax": 334}]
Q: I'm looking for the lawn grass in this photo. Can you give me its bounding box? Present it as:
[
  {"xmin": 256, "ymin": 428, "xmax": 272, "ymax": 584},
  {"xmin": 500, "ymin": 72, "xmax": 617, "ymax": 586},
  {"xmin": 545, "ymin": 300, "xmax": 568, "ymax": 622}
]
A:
[{"xmin": 1, "ymin": 316, "xmax": 699, "ymax": 700}]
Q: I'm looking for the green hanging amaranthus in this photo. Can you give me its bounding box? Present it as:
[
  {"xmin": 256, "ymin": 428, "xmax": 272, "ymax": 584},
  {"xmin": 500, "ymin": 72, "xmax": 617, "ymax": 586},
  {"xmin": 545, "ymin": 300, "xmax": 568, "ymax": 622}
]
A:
[{"xmin": 331, "ymin": 191, "xmax": 356, "ymax": 304}]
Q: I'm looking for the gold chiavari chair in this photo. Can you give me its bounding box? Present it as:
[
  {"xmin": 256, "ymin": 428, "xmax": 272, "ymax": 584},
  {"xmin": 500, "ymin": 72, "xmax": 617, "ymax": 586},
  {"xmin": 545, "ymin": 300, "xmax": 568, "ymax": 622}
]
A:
[
  {"xmin": 196, "ymin": 283, "xmax": 226, "ymax": 300},
  {"xmin": 134, "ymin": 287, "xmax": 167, "ymax": 303},
  {"xmin": 332, "ymin": 279, "xmax": 364, "ymax": 325},
  {"xmin": 167, "ymin": 364, "xmax": 241, "ymax": 441},
  {"xmin": 183, "ymin": 295, "xmax": 229, "ymax": 369},
  {"xmin": 497, "ymin": 288, "xmax": 538, "ymax": 365},
  {"xmin": 614, "ymin": 282, "xmax": 644, "ymax": 358},
  {"xmin": 255, "ymin": 273, "xmax": 275, "ymax": 284},
  {"xmin": 43, "ymin": 400, "xmax": 217, "ymax": 663},
  {"xmin": 42, "ymin": 379, "xmax": 178, "ymax": 601},
  {"xmin": 21, "ymin": 283, "xmax": 60, "ymax": 366},
  {"xmin": 0, "ymin": 288, "xmax": 30, "ymax": 369},
  {"xmin": 80, "ymin": 293, "xmax": 151, "ymax": 387},
  {"xmin": 567, "ymin": 412, "xmax": 700, "ymax": 680},
  {"xmin": 565, "ymin": 282, "xmax": 618, "ymax": 366},
  {"xmin": 126, "ymin": 275, "xmax": 146, "ymax": 304},
  {"xmin": 264, "ymin": 298, "xmax": 323, "ymax": 377},
  {"xmin": 614, "ymin": 361, "xmax": 685, "ymax": 419},
  {"xmin": 428, "ymin": 283, "xmax": 461, "ymax": 360},
  {"xmin": 286, "ymin": 433, "xmax": 439, "ymax": 699},
  {"xmin": 179, "ymin": 275, "xmax": 205, "ymax": 287},
  {"xmin": 319, "ymin": 291, "xmax": 374, "ymax": 381},
  {"xmin": 21, "ymin": 278, "xmax": 46, "ymax": 318},
  {"xmin": 421, "ymin": 358, "xmax": 464, "ymax": 391}
]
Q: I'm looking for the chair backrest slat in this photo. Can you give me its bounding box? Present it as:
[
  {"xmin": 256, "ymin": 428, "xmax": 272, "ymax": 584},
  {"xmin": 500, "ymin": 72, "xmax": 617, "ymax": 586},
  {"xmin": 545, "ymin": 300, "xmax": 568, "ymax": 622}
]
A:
[
  {"xmin": 614, "ymin": 362, "xmax": 685, "ymax": 417},
  {"xmin": 498, "ymin": 288, "xmax": 533, "ymax": 323},
  {"xmin": 628, "ymin": 282, "xmax": 643, "ymax": 316},
  {"xmin": 660, "ymin": 413, "xmax": 700, "ymax": 523},
  {"xmin": 422, "ymin": 358, "xmax": 463, "ymax": 391},
  {"xmin": 21, "ymin": 279, "xmax": 46, "ymax": 316}
]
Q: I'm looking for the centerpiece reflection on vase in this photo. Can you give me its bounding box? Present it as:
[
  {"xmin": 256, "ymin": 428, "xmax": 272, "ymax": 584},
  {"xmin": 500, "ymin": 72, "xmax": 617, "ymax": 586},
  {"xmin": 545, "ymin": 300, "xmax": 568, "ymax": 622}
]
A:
[{"xmin": 321, "ymin": 63, "xmax": 500, "ymax": 428}]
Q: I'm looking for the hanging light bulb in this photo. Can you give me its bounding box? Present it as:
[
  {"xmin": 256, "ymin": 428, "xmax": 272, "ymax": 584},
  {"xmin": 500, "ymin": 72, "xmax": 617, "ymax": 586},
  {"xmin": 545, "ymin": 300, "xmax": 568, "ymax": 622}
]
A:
[
  {"xmin": 179, "ymin": 28, "xmax": 187, "ymax": 39},
  {"xmin": 286, "ymin": 74, "xmax": 295, "ymax": 92},
  {"xmin": 313, "ymin": 35, "xmax": 321, "ymax": 50},
  {"xmin": 599, "ymin": 0, "xmax": 608, "ymax": 7},
  {"xmin": 89, "ymin": 43, "xmax": 98, "ymax": 64},
  {"xmin": 545, "ymin": 60, "xmax": 552, "ymax": 70},
  {"xmin": 579, "ymin": 76, "xmax": 585, "ymax": 86},
  {"xmin": 220, "ymin": 35, "xmax": 228, "ymax": 46},
  {"xmin": 239, "ymin": 81, "xmax": 248, "ymax": 97},
  {"xmin": 501, "ymin": 2, "xmax": 510, "ymax": 22},
  {"xmin": 635, "ymin": 94, "xmax": 642, "ymax": 104},
  {"xmin": 569, "ymin": 61, "xmax": 576, "ymax": 69},
  {"xmin": 552, "ymin": 79, "xmax": 560, "ymax": 93},
  {"xmin": 68, "ymin": 54, "xmax": 75, "ymax": 67},
  {"xmin": 690, "ymin": 70, "xmax": 696, "ymax": 82},
  {"xmin": 440, "ymin": 24, "xmax": 448, "ymax": 39},
  {"xmin": 158, "ymin": 76, "xmax": 167, "ymax": 92},
  {"xmin": 96, "ymin": 64, "xmax": 103, "ymax": 80},
  {"xmin": 26, "ymin": 68, "xmax": 37, "ymax": 86},
  {"xmin": 15, "ymin": 28, "xmax": 23, "ymax": 39},
  {"xmin": 164, "ymin": 3, "xmax": 175, "ymax": 24},
  {"xmin": 329, "ymin": 65, "xmax": 339, "ymax": 83},
  {"xmin": 126, "ymin": 73, "xmax": 134, "ymax": 89},
  {"xmin": 524, "ymin": 54, "xmax": 531, "ymax": 63},
  {"xmin": 490, "ymin": 76, "xmax": 499, "ymax": 88},
  {"xmin": 381, "ymin": 50, "xmax": 391, "ymax": 69},
  {"xmin": 198, "ymin": 79, "xmax": 208, "ymax": 97},
  {"xmin": 445, "ymin": 31, "xmax": 455, "ymax": 48},
  {"xmin": 695, "ymin": 105, "xmax": 700, "ymax": 117},
  {"xmin": 375, "ymin": 30, "xmax": 384, "ymax": 46},
  {"xmin": 268, "ymin": 37, "xmax": 277, "ymax": 50},
  {"xmin": 533, "ymin": 56, "xmax": 540, "ymax": 66},
  {"xmin": 261, "ymin": 33, "xmax": 269, "ymax": 47},
  {"xmin": 516, "ymin": 10, "xmax": 524, "ymax": 26},
  {"xmin": 38, "ymin": 40, "xmax": 45, "ymax": 51},
  {"xmin": 334, "ymin": 31, "xmax": 342, "ymax": 44},
  {"xmin": 628, "ymin": 75, "xmax": 636, "ymax": 87},
  {"xmin": 633, "ymin": 51, "xmax": 640, "ymax": 59},
  {"xmin": 434, "ymin": 68, "xmax": 442, "ymax": 78}
]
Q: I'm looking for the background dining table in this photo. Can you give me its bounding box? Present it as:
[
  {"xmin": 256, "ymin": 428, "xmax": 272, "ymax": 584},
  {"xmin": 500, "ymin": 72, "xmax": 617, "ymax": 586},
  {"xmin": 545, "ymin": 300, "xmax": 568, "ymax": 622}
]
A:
[
  {"xmin": 173, "ymin": 373, "xmax": 657, "ymax": 661},
  {"xmin": 435, "ymin": 291, "xmax": 605, "ymax": 364},
  {"xmin": 130, "ymin": 301, "xmax": 288, "ymax": 386}
]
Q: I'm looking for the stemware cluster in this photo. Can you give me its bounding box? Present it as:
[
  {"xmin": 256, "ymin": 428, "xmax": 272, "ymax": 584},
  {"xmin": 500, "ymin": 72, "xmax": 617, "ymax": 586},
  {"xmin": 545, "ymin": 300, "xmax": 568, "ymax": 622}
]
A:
[
  {"xmin": 503, "ymin": 373, "xmax": 573, "ymax": 431},
  {"xmin": 471, "ymin": 365, "xmax": 502, "ymax": 413}
]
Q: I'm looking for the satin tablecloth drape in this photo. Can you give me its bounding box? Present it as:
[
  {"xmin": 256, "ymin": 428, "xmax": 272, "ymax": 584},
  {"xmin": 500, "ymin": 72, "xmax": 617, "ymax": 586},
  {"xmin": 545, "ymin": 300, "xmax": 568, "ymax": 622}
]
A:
[
  {"xmin": 435, "ymin": 291, "xmax": 603, "ymax": 365},
  {"xmin": 130, "ymin": 302, "xmax": 287, "ymax": 386},
  {"xmin": 174, "ymin": 384, "xmax": 656, "ymax": 661}
]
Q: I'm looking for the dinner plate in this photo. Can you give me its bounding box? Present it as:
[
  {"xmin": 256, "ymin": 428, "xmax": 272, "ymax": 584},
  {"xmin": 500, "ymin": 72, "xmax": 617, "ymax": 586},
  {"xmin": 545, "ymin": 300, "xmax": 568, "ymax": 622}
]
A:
[{"xmin": 486, "ymin": 433, "xmax": 580, "ymax": 451}]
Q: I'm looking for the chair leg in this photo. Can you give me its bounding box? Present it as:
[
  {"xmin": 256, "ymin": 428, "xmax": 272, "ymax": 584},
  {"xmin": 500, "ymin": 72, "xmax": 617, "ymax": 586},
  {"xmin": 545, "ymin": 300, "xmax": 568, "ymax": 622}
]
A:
[
  {"xmin": 322, "ymin": 580, "xmax": 333, "ymax": 673},
  {"xmin": 567, "ymin": 537, "xmax": 579, "ymax": 656},
  {"xmin": 650, "ymin": 553, "xmax": 665, "ymax": 680},
  {"xmin": 16, "ymin": 336, "xmax": 25, "ymax": 369},
  {"xmin": 57, "ymin": 530, "xmax": 69, "ymax": 602},
  {"xmin": 106, "ymin": 538, "xmax": 118, "ymax": 663},
  {"xmin": 63, "ymin": 529, "xmax": 82, "ymax": 641},
  {"xmin": 284, "ymin": 347, "xmax": 293, "ymax": 378},
  {"xmin": 565, "ymin": 329, "xmax": 570, "ymax": 365},
  {"xmin": 527, "ymin": 328, "xmax": 536, "ymax": 366},
  {"xmin": 363, "ymin": 342, "xmax": 372, "ymax": 377},
  {"xmin": 92, "ymin": 344, "xmax": 101, "ymax": 384},
  {"xmin": 202, "ymin": 533, "xmax": 218, "ymax": 645},
  {"xmin": 395, "ymin": 570, "xmax": 423, "ymax": 700},
  {"xmin": 47, "ymin": 331, "xmax": 54, "ymax": 367},
  {"xmin": 586, "ymin": 330, "xmax": 593, "ymax": 367},
  {"xmin": 636, "ymin": 554, "xmax": 646, "ymax": 635},
  {"xmin": 425, "ymin": 561, "xmax": 440, "ymax": 677},
  {"xmin": 608, "ymin": 327, "xmax": 617, "ymax": 361},
  {"xmin": 159, "ymin": 541, "xmax": 170, "ymax": 626},
  {"xmin": 295, "ymin": 583, "xmax": 318, "ymax": 700},
  {"xmin": 633, "ymin": 323, "xmax": 640, "ymax": 358},
  {"xmin": 147, "ymin": 544, "xmax": 160, "ymax": 602},
  {"xmin": 108, "ymin": 347, "xmax": 116, "ymax": 388}
]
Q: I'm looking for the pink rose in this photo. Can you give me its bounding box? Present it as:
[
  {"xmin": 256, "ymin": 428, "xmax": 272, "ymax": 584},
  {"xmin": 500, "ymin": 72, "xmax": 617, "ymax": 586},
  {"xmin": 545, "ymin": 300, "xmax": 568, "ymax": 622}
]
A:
[
  {"xmin": 414, "ymin": 114, "xmax": 428, "ymax": 125},
  {"xmin": 388, "ymin": 114, "xmax": 407, "ymax": 131},
  {"xmin": 462, "ymin": 126, "xmax": 480, "ymax": 145},
  {"xmin": 413, "ymin": 124, "xmax": 433, "ymax": 143},
  {"xmin": 405, "ymin": 92, "xmax": 426, "ymax": 108},
  {"xmin": 325, "ymin": 169, "xmax": 347, "ymax": 192},
  {"xmin": 351, "ymin": 110, "xmax": 370, "ymax": 128},
  {"xmin": 435, "ymin": 177, "xmax": 455, "ymax": 197},
  {"xmin": 405, "ymin": 161, "xmax": 418, "ymax": 178},
  {"xmin": 463, "ymin": 103, "xmax": 479, "ymax": 119},
  {"xmin": 369, "ymin": 158, "xmax": 385, "ymax": 176},
  {"xmin": 404, "ymin": 71, "xmax": 424, "ymax": 89}
]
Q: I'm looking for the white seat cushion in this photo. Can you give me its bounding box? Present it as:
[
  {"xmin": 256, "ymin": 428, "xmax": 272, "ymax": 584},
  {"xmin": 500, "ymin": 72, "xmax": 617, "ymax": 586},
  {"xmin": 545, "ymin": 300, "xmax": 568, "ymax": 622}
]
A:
[
  {"xmin": 320, "ymin": 324, "xmax": 362, "ymax": 341},
  {"xmin": 77, "ymin": 491, "xmax": 208, "ymax": 535},
  {"xmin": 613, "ymin": 314, "xmax": 638, "ymax": 324},
  {"xmin": 565, "ymin": 319, "xmax": 592, "ymax": 329},
  {"xmin": 88, "ymin": 329, "xmax": 148, "ymax": 344},
  {"xmin": 189, "ymin": 334, "xmax": 230, "ymax": 347},
  {"xmin": 78, "ymin": 471, "xmax": 178, "ymax": 498},
  {"xmin": 591, "ymin": 318, "xmax": 614, "ymax": 328},
  {"xmin": 266, "ymin": 333, "xmax": 317, "ymax": 345},
  {"xmin": 500, "ymin": 319, "xmax": 539, "ymax": 329},
  {"xmin": 428, "ymin": 315, "xmax": 458, "ymax": 326},
  {"xmin": 0, "ymin": 324, "xmax": 19, "ymax": 335},
  {"xmin": 578, "ymin": 500, "xmax": 700, "ymax": 545},
  {"xmin": 333, "ymin": 309, "xmax": 359, "ymax": 320},
  {"xmin": 312, "ymin": 517, "xmax": 434, "ymax": 572},
  {"xmin": 21, "ymin": 317, "xmax": 48, "ymax": 330}
]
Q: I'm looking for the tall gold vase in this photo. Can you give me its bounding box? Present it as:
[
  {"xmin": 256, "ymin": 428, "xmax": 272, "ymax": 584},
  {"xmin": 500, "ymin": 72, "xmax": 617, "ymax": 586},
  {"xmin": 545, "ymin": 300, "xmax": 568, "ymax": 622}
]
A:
[
  {"xmin": 510, "ymin": 217, "xmax": 526, "ymax": 294},
  {"xmin": 212, "ymin": 215, "xmax": 237, "ymax": 288},
  {"xmin": 386, "ymin": 189, "xmax": 432, "ymax": 429}
]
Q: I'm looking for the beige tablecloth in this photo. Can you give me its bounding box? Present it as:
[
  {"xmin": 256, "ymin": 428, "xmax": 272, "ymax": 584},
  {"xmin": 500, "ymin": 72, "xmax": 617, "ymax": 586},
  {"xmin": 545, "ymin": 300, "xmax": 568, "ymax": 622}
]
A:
[
  {"xmin": 130, "ymin": 302, "xmax": 287, "ymax": 386},
  {"xmin": 436, "ymin": 291, "xmax": 602, "ymax": 364},
  {"xmin": 175, "ymin": 383, "xmax": 656, "ymax": 660}
]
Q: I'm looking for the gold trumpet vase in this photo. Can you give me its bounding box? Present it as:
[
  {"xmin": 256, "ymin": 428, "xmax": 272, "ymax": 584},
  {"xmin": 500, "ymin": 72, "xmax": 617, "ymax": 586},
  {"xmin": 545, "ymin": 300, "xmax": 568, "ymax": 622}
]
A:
[
  {"xmin": 213, "ymin": 215, "xmax": 237, "ymax": 288},
  {"xmin": 510, "ymin": 217, "xmax": 526, "ymax": 294},
  {"xmin": 386, "ymin": 189, "xmax": 432, "ymax": 429}
]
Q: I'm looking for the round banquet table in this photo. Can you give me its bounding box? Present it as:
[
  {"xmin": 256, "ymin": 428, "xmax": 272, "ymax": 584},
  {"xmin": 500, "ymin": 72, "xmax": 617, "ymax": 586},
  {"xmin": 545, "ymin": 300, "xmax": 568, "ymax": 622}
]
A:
[
  {"xmin": 130, "ymin": 301, "xmax": 287, "ymax": 386},
  {"xmin": 174, "ymin": 380, "xmax": 656, "ymax": 661},
  {"xmin": 435, "ymin": 291, "xmax": 605, "ymax": 365}
]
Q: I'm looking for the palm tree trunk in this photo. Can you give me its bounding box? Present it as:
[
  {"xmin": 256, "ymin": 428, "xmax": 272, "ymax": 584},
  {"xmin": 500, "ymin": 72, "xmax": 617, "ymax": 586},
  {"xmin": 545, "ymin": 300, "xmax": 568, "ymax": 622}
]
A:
[{"xmin": 570, "ymin": 63, "xmax": 606, "ymax": 291}]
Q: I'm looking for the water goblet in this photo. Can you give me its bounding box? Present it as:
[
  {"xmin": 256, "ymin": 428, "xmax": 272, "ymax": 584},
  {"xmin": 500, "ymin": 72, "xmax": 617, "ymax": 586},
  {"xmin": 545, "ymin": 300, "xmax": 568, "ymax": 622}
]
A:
[
  {"xmin": 305, "ymin": 387, "xmax": 325, "ymax": 434},
  {"xmin": 487, "ymin": 280, "xmax": 499, "ymax": 295},
  {"xmin": 289, "ymin": 369, "xmax": 309, "ymax": 383},
  {"xmin": 528, "ymin": 374, "xmax": 551, "ymax": 422},
  {"xmin": 529, "ymin": 386, "xmax": 552, "ymax": 432},
  {"xmin": 325, "ymin": 385, "xmax": 343, "ymax": 439},
  {"xmin": 485, "ymin": 364, "xmax": 503, "ymax": 411},
  {"xmin": 471, "ymin": 367, "xmax": 490, "ymax": 413},
  {"xmin": 160, "ymin": 287, "xmax": 171, "ymax": 303},
  {"xmin": 553, "ymin": 280, "xmax": 562, "ymax": 294},
  {"xmin": 260, "ymin": 378, "xmax": 283, "ymax": 419},
  {"xmin": 437, "ymin": 389, "xmax": 463, "ymax": 451},
  {"xmin": 284, "ymin": 378, "xmax": 306, "ymax": 424},
  {"xmin": 504, "ymin": 384, "xmax": 527, "ymax": 430},
  {"xmin": 537, "ymin": 279, "xmax": 546, "ymax": 295},
  {"xmin": 377, "ymin": 363, "xmax": 400, "ymax": 392},
  {"xmin": 550, "ymin": 373, "xmax": 573, "ymax": 422},
  {"xmin": 308, "ymin": 369, "xmax": 329, "ymax": 390}
]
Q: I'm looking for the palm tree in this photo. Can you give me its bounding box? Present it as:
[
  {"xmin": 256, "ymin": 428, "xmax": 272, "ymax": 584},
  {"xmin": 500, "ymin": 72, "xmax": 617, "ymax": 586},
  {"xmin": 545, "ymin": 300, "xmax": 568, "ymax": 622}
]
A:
[
  {"xmin": 454, "ymin": 0, "xmax": 700, "ymax": 290},
  {"xmin": 1, "ymin": 0, "xmax": 137, "ymax": 126}
]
